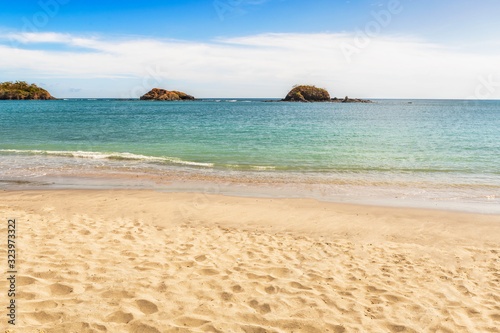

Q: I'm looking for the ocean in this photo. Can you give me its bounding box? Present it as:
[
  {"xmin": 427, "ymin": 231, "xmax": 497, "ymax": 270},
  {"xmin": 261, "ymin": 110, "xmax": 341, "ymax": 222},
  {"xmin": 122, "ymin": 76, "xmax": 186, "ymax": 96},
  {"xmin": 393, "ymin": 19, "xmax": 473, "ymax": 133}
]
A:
[{"xmin": 1, "ymin": 99, "xmax": 499, "ymax": 213}]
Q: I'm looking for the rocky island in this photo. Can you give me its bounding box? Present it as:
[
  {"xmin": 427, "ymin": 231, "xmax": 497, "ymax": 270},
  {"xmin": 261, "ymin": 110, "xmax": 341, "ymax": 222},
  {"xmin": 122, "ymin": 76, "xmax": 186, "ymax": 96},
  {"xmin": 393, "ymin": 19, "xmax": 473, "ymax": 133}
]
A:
[
  {"xmin": 283, "ymin": 85, "xmax": 331, "ymax": 102},
  {"xmin": 140, "ymin": 88, "xmax": 195, "ymax": 101},
  {"xmin": 0, "ymin": 81, "xmax": 56, "ymax": 100},
  {"xmin": 281, "ymin": 85, "xmax": 373, "ymax": 103}
]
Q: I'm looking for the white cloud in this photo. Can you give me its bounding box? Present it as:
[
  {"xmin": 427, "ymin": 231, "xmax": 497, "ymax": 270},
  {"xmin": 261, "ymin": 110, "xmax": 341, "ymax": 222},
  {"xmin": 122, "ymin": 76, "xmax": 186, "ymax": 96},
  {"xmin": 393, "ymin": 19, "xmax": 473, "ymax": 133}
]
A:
[
  {"xmin": 7, "ymin": 32, "xmax": 73, "ymax": 44},
  {"xmin": 0, "ymin": 31, "xmax": 498, "ymax": 99}
]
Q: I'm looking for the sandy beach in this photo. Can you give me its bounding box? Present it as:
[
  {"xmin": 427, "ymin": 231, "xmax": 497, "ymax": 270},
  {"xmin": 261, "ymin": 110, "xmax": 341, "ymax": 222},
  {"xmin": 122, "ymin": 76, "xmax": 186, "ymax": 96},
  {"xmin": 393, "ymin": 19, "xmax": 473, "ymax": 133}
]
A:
[{"xmin": 1, "ymin": 189, "xmax": 499, "ymax": 332}]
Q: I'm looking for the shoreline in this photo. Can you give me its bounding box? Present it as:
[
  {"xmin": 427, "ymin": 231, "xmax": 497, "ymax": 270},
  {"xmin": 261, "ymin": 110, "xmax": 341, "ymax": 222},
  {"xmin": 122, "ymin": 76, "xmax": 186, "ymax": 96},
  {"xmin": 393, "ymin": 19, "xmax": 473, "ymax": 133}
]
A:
[
  {"xmin": 1, "ymin": 189, "xmax": 499, "ymax": 331},
  {"xmin": 2, "ymin": 169, "xmax": 500, "ymax": 215}
]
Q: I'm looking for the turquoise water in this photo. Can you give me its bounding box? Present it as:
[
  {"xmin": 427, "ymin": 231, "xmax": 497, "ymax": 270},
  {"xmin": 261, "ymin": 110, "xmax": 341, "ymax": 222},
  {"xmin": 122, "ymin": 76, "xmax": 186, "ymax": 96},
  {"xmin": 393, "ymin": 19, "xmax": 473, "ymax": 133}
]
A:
[{"xmin": 0, "ymin": 99, "xmax": 499, "ymax": 212}]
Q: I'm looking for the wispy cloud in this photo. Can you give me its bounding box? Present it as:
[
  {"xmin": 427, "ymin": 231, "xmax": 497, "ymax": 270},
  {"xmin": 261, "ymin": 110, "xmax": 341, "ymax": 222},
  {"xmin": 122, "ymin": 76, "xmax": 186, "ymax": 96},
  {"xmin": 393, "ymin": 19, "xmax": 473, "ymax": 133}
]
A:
[
  {"xmin": 7, "ymin": 32, "xmax": 72, "ymax": 44},
  {"xmin": 0, "ymin": 31, "xmax": 498, "ymax": 98}
]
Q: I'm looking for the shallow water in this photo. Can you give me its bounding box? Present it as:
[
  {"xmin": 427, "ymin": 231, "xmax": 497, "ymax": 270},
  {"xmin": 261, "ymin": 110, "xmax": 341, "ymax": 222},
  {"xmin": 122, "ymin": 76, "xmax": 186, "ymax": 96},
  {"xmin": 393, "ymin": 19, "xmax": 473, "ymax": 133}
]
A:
[{"xmin": 0, "ymin": 98, "xmax": 499, "ymax": 213}]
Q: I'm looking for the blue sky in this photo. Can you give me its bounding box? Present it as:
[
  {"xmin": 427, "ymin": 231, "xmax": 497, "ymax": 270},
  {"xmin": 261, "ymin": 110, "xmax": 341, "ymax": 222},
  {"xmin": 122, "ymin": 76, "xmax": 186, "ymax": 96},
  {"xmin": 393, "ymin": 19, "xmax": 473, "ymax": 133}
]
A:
[{"xmin": 1, "ymin": 0, "xmax": 499, "ymax": 98}]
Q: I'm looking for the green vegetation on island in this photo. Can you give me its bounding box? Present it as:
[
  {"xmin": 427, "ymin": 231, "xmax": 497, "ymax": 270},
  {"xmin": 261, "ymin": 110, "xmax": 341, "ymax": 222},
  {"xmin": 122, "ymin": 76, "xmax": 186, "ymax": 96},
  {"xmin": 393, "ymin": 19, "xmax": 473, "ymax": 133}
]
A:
[
  {"xmin": 0, "ymin": 81, "xmax": 56, "ymax": 100},
  {"xmin": 284, "ymin": 85, "xmax": 331, "ymax": 102},
  {"xmin": 140, "ymin": 88, "xmax": 195, "ymax": 101}
]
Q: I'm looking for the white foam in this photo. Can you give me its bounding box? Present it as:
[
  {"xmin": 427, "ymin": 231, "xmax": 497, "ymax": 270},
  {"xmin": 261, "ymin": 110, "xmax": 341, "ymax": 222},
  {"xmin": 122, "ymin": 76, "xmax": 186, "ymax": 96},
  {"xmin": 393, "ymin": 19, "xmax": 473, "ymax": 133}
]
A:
[
  {"xmin": 252, "ymin": 165, "xmax": 276, "ymax": 170},
  {"xmin": 0, "ymin": 149, "xmax": 214, "ymax": 168}
]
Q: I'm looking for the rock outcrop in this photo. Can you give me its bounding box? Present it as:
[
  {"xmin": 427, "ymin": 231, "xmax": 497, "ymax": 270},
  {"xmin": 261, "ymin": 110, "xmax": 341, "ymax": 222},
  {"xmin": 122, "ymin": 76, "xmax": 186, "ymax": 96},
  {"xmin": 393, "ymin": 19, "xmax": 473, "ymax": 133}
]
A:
[
  {"xmin": 282, "ymin": 85, "xmax": 373, "ymax": 103},
  {"xmin": 283, "ymin": 85, "xmax": 330, "ymax": 102},
  {"xmin": 140, "ymin": 89, "xmax": 195, "ymax": 101},
  {"xmin": 331, "ymin": 96, "xmax": 373, "ymax": 103},
  {"xmin": 0, "ymin": 81, "xmax": 56, "ymax": 100}
]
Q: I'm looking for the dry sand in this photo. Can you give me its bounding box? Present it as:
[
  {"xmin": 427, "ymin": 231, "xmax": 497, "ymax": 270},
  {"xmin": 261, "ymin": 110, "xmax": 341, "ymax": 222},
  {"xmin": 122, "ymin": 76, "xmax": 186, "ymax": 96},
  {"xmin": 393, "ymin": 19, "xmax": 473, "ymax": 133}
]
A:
[{"xmin": 1, "ymin": 189, "xmax": 499, "ymax": 332}]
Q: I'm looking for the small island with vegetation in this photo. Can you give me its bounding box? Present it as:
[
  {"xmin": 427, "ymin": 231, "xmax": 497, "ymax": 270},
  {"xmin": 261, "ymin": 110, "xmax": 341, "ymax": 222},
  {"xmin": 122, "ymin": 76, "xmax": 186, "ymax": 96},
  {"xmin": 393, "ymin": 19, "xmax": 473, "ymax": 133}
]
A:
[
  {"xmin": 0, "ymin": 81, "xmax": 56, "ymax": 100},
  {"xmin": 140, "ymin": 88, "xmax": 195, "ymax": 101},
  {"xmin": 283, "ymin": 85, "xmax": 331, "ymax": 102},
  {"xmin": 280, "ymin": 85, "xmax": 373, "ymax": 103}
]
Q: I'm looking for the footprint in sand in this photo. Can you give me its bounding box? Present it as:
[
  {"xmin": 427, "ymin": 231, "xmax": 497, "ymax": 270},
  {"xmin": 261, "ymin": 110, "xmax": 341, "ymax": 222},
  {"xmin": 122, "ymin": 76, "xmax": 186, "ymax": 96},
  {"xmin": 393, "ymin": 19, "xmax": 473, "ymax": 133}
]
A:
[
  {"xmin": 490, "ymin": 314, "xmax": 500, "ymax": 321},
  {"xmin": 79, "ymin": 228, "xmax": 91, "ymax": 235},
  {"xmin": 27, "ymin": 311, "xmax": 62, "ymax": 324},
  {"xmin": 387, "ymin": 324, "xmax": 416, "ymax": 333},
  {"xmin": 128, "ymin": 321, "xmax": 161, "ymax": 333},
  {"xmin": 265, "ymin": 285, "xmax": 279, "ymax": 294},
  {"xmin": 307, "ymin": 272, "xmax": 325, "ymax": 281},
  {"xmin": 93, "ymin": 323, "xmax": 107, "ymax": 331},
  {"xmin": 17, "ymin": 291, "xmax": 37, "ymax": 300},
  {"xmin": 329, "ymin": 325, "xmax": 347, "ymax": 333},
  {"xmin": 195, "ymin": 254, "xmax": 208, "ymax": 262},
  {"xmin": 220, "ymin": 292, "xmax": 233, "ymax": 301},
  {"xmin": 17, "ymin": 275, "xmax": 38, "ymax": 286},
  {"xmin": 124, "ymin": 231, "xmax": 135, "ymax": 240},
  {"xmin": 383, "ymin": 294, "xmax": 402, "ymax": 302},
  {"xmin": 26, "ymin": 300, "xmax": 59, "ymax": 311},
  {"xmin": 232, "ymin": 284, "xmax": 244, "ymax": 293},
  {"xmin": 53, "ymin": 321, "xmax": 101, "ymax": 332},
  {"xmin": 249, "ymin": 299, "xmax": 272, "ymax": 314},
  {"xmin": 290, "ymin": 281, "xmax": 312, "ymax": 290},
  {"xmin": 365, "ymin": 285, "xmax": 387, "ymax": 293},
  {"xmin": 30, "ymin": 270, "xmax": 56, "ymax": 279},
  {"xmin": 246, "ymin": 273, "xmax": 274, "ymax": 282},
  {"xmin": 199, "ymin": 268, "xmax": 219, "ymax": 276},
  {"xmin": 105, "ymin": 310, "xmax": 134, "ymax": 324},
  {"xmin": 101, "ymin": 289, "xmax": 134, "ymax": 299},
  {"xmin": 173, "ymin": 316, "xmax": 210, "ymax": 327},
  {"xmin": 267, "ymin": 267, "xmax": 294, "ymax": 278},
  {"xmin": 49, "ymin": 282, "xmax": 73, "ymax": 296},
  {"xmin": 136, "ymin": 299, "xmax": 159, "ymax": 314}
]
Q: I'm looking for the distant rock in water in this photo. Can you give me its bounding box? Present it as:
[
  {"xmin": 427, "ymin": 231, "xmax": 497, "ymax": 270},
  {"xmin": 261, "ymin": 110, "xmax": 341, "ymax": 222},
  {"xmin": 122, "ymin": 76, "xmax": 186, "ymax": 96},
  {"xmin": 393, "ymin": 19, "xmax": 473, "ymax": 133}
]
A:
[
  {"xmin": 283, "ymin": 85, "xmax": 330, "ymax": 102},
  {"xmin": 140, "ymin": 88, "xmax": 195, "ymax": 101},
  {"xmin": 281, "ymin": 85, "xmax": 373, "ymax": 103},
  {"xmin": 0, "ymin": 81, "xmax": 56, "ymax": 100},
  {"xmin": 331, "ymin": 96, "xmax": 373, "ymax": 103}
]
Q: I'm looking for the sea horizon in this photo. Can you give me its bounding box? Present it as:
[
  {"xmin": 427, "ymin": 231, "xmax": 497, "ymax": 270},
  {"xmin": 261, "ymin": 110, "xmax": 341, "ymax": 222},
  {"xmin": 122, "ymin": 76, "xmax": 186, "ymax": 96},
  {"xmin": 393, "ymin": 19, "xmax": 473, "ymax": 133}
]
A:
[{"xmin": 10, "ymin": 97, "xmax": 500, "ymax": 101}]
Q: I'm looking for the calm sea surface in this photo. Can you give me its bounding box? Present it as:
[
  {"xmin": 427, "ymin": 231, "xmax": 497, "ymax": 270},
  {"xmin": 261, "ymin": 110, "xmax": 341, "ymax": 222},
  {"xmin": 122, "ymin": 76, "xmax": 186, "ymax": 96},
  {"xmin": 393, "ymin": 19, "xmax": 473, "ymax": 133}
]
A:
[{"xmin": 1, "ymin": 99, "xmax": 499, "ymax": 212}]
